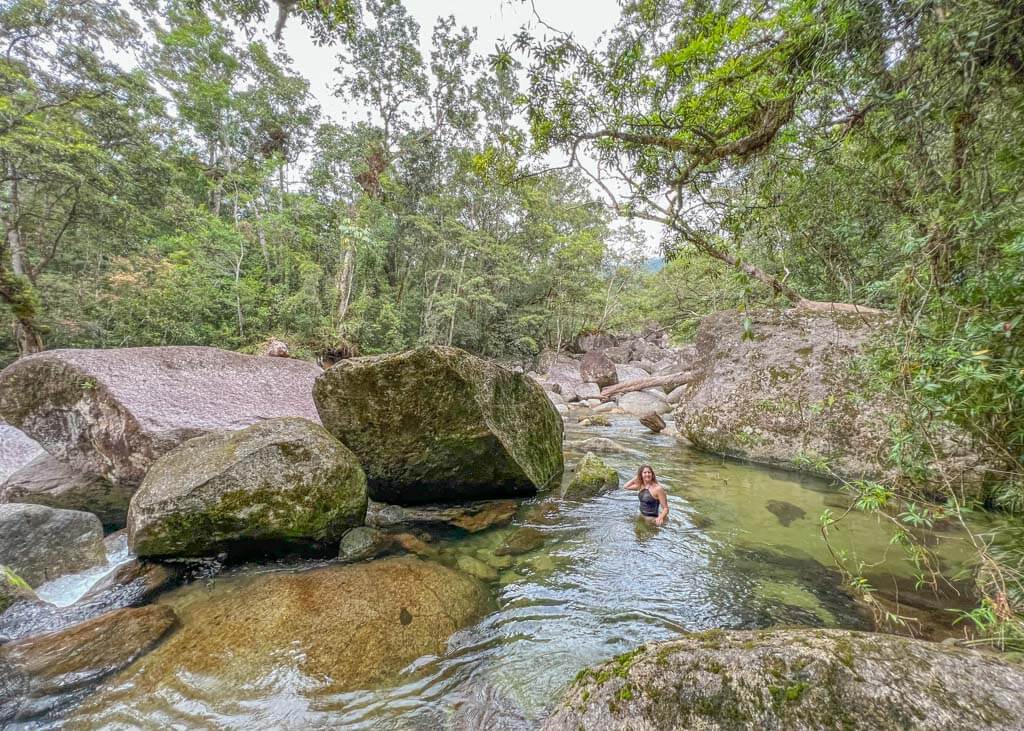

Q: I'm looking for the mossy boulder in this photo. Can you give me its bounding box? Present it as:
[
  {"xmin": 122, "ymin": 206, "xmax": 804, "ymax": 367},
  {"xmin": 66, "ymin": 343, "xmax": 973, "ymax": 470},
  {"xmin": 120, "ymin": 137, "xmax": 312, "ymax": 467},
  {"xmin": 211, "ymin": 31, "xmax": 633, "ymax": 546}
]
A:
[
  {"xmin": 127, "ymin": 417, "xmax": 367, "ymax": 558},
  {"xmin": 0, "ymin": 565, "xmax": 36, "ymax": 614},
  {"xmin": 2, "ymin": 454, "xmax": 132, "ymax": 530},
  {"xmin": 0, "ymin": 346, "xmax": 322, "ymax": 488},
  {"xmin": 314, "ymin": 346, "xmax": 563, "ymax": 504},
  {"xmin": 543, "ymin": 628, "xmax": 1024, "ymax": 731},
  {"xmin": 562, "ymin": 453, "xmax": 619, "ymax": 500},
  {"xmin": 66, "ymin": 557, "xmax": 491, "ymax": 726},
  {"xmin": 0, "ymin": 503, "xmax": 106, "ymax": 587}
]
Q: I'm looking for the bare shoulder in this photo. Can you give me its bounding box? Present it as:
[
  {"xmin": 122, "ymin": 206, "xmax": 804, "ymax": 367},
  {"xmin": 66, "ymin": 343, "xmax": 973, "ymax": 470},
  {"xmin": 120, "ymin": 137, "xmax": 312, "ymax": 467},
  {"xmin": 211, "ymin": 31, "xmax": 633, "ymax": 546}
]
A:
[{"xmin": 651, "ymin": 483, "xmax": 667, "ymax": 496}]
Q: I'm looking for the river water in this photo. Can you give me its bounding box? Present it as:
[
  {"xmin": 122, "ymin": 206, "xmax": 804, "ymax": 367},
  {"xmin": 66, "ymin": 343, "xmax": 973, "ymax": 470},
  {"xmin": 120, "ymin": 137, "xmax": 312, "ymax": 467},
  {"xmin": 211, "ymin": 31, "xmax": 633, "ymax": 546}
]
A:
[{"xmin": 62, "ymin": 413, "xmax": 981, "ymax": 729}]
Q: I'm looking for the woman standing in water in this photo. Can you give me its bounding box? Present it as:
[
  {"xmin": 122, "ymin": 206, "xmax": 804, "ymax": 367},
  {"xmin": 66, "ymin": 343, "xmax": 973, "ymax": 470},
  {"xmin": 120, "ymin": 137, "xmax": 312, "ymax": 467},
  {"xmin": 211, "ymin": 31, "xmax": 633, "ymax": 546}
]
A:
[{"xmin": 624, "ymin": 465, "xmax": 668, "ymax": 526}]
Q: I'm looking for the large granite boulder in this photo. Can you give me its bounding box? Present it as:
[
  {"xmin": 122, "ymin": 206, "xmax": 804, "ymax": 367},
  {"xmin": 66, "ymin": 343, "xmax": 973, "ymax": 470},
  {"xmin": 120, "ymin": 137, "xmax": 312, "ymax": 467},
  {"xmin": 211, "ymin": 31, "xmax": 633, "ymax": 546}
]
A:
[
  {"xmin": 579, "ymin": 351, "xmax": 618, "ymax": 388},
  {"xmin": 1, "ymin": 454, "xmax": 132, "ymax": 529},
  {"xmin": 571, "ymin": 333, "xmax": 618, "ymax": 353},
  {"xmin": 314, "ymin": 346, "xmax": 563, "ymax": 504},
  {"xmin": 0, "ymin": 346, "xmax": 322, "ymax": 488},
  {"xmin": 0, "ymin": 605, "xmax": 177, "ymax": 726},
  {"xmin": 128, "ymin": 417, "xmax": 366, "ymax": 558},
  {"xmin": 615, "ymin": 363, "xmax": 649, "ymax": 382},
  {"xmin": 542, "ymin": 628, "xmax": 1024, "ymax": 731},
  {"xmin": 673, "ymin": 308, "xmax": 987, "ymax": 487},
  {"xmin": 0, "ymin": 504, "xmax": 105, "ymax": 587},
  {"xmin": 0, "ymin": 421, "xmax": 43, "ymax": 483},
  {"xmin": 67, "ymin": 557, "xmax": 491, "ymax": 726}
]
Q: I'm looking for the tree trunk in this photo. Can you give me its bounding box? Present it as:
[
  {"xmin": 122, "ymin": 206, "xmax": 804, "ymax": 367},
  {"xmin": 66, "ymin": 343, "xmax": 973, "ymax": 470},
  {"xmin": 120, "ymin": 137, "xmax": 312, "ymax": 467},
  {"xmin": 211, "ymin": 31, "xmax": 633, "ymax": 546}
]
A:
[
  {"xmin": 600, "ymin": 371, "xmax": 697, "ymax": 401},
  {"xmin": 2, "ymin": 173, "xmax": 45, "ymax": 355},
  {"xmin": 447, "ymin": 249, "xmax": 467, "ymax": 347},
  {"xmin": 335, "ymin": 237, "xmax": 355, "ymax": 329}
]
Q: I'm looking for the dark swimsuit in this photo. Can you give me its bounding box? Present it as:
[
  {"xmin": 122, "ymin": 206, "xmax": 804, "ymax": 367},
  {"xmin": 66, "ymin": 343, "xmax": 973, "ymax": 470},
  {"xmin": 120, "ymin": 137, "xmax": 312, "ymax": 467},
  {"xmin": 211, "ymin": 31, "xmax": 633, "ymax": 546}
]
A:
[{"xmin": 638, "ymin": 487, "xmax": 660, "ymax": 517}]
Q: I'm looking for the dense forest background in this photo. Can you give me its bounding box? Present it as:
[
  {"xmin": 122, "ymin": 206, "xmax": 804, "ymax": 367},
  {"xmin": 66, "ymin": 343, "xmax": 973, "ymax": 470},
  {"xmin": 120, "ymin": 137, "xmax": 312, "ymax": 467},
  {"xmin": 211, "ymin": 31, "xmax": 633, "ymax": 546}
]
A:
[{"xmin": 2, "ymin": 0, "xmax": 1023, "ymax": 628}]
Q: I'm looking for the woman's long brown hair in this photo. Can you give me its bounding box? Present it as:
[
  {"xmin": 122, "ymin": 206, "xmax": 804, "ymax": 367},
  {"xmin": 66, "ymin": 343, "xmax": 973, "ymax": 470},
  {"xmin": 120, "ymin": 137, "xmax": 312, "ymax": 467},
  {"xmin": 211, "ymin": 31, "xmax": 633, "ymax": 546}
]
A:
[{"xmin": 636, "ymin": 464, "xmax": 656, "ymax": 486}]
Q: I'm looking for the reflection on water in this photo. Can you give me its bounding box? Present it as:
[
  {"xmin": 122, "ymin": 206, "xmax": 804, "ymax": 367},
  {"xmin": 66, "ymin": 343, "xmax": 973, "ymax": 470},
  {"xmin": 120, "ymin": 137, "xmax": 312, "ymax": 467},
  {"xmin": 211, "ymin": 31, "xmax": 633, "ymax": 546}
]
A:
[{"xmin": 66, "ymin": 413, "xmax": 983, "ymax": 730}]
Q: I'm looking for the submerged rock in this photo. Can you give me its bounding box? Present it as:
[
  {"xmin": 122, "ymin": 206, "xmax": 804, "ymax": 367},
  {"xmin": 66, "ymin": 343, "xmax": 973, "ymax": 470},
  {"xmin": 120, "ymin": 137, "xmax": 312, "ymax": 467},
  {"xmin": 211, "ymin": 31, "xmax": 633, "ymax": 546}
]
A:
[
  {"xmin": 0, "ymin": 421, "xmax": 43, "ymax": 484},
  {"xmin": 338, "ymin": 526, "xmax": 392, "ymax": 562},
  {"xmin": 314, "ymin": 346, "xmax": 563, "ymax": 504},
  {"xmin": 673, "ymin": 309, "xmax": 988, "ymax": 490},
  {"xmin": 765, "ymin": 499, "xmax": 807, "ymax": 527},
  {"xmin": 366, "ymin": 499, "xmax": 518, "ymax": 534},
  {"xmin": 1, "ymin": 454, "xmax": 132, "ymax": 529},
  {"xmin": 67, "ymin": 557, "xmax": 491, "ymax": 724},
  {"xmin": 543, "ymin": 628, "xmax": 1024, "ymax": 731},
  {"xmin": 495, "ymin": 527, "xmax": 545, "ymax": 556},
  {"xmin": 0, "ymin": 504, "xmax": 105, "ymax": 587},
  {"xmin": 563, "ymin": 453, "xmax": 619, "ymax": 500},
  {"xmin": 128, "ymin": 417, "xmax": 366, "ymax": 558},
  {"xmin": 0, "ymin": 605, "xmax": 178, "ymax": 726},
  {"xmin": 0, "ymin": 346, "xmax": 322, "ymax": 488}
]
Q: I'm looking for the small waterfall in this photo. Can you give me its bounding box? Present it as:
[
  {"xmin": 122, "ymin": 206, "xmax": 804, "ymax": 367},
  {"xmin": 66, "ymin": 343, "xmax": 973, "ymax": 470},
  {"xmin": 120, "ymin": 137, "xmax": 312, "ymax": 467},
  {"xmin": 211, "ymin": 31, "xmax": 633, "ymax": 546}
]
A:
[{"xmin": 34, "ymin": 533, "xmax": 133, "ymax": 607}]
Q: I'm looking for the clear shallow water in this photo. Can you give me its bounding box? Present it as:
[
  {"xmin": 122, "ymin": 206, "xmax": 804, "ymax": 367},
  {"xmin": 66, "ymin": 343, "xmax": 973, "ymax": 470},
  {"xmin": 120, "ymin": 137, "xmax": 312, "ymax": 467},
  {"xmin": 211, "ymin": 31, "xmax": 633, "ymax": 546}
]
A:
[
  {"xmin": 65, "ymin": 413, "xmax": 983, "ymax": 730},
  {"xmin": 34, "ymin": 534, "xmax": 132, "ymax": 607}
]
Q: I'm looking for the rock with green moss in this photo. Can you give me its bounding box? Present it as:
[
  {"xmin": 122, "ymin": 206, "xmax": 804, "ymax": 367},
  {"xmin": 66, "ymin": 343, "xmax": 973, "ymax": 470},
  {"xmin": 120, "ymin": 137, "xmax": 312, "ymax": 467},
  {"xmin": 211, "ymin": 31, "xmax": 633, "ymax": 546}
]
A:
[
  {"xmin": 562, "ymin": 453, "xmax": 619, "ymax": 500},
  {"xmin": 542, "ymin": 628, "xmax": 1024, "ymax": 731},
  {"xmin": 674, "ymin": 308, "xmax": 988, "ymax": 491},
  {"xmin": 0, "ymin": 346, "xmax": 323, "ymax": 488},
  {"xmin": 0, "ymin": 503, "xmax": 106, "ymax": 587},
  {"xmin": 0, "ymin": 565, "xmax": 36, "ymax": 614},
  {"xmin": 127, "ymin": 417, "xmax": 367, "ymax": 558},
  {"xmin": 314, "ymin": 346, "xmax": 563, "ymax": 504}
]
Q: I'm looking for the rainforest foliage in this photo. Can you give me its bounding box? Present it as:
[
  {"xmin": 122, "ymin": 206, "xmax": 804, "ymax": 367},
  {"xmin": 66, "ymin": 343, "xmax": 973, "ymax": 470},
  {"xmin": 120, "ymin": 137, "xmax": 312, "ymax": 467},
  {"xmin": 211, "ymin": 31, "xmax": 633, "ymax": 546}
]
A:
[{"xmin": 2, "ymin": 0, "xmax": 1023, "ymax": 628}]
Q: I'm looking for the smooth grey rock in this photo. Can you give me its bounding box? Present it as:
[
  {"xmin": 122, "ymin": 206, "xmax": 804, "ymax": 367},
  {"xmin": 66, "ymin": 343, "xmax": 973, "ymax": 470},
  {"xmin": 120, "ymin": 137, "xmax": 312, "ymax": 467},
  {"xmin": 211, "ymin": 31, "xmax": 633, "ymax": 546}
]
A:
[
  {"xmin": 0, "ymin": 504, "xmax": 105, "ymax": 587},
  {"xmin": 615, "ymin": 363, "xmax": 649, "ymax": 382},
  {"xmin": 542, "ymin": 628, "xmax": 1024, "ymax": 731},
  {"xmin": 128, "ymin": 417, "xmax": 366, "ymax": 558},
  {"xmin": 0, "ymin": 346, "xmax": 323, "ymax": 487},
  {"xmin": 1, "ymin": 454, "xmax": 132, "ymax": 529},
  {"xmin": 575, "ymin": 382, "xmax": 601, "ymax": 400},
  {"xmin": 617, "ymin": 392, "xmax": 672, "ymax": 417},
  {"xmin": 579, "ymin": 351, "xmax": 617, "ymax": 388},
  {"xmin": 0, "ymin": 422, "xmax": 43, "ymax": 484},
  {"xmin": 338, "ymin": 527, "xmax": 391, "ymax": 562}
]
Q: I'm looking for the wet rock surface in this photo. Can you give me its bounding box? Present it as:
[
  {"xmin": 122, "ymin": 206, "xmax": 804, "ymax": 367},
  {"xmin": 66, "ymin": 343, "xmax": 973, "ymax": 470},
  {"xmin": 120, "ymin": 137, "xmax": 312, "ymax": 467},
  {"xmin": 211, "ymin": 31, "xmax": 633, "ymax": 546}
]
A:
[
  {"xmin": 0, "ymin": 605, "xmax": 178, "ymax": 726},
  {"xmin": 495, "ymin": 527, "xmax": 545, "ymax": 556},
  {"xmin": 0, "ymin": 504, "xmax": 106, "ymax": 587},
  {"xmin": 66, "ymin": 557, "xmax": 492, "ymax": 724},
  {"xmin": 0, "ymin": 566, "xmax": 36, "ymax": 615},
  {"xmin": 314, "ymin": 346, "xmax": 563, "ymax": 504},
  {"xmin": 366, "ymin": 499, "xmax": 518, "ymax": 533},
  {"xmin": 0, "ymin": 346, "xmax": 322, "ymax": 487},
  {"xmin": 542, "ymin": 628, "xmax": 1024, "ymax": 731},
  {"xmin": 128, "ymin": 417, "xmax": 367, "ymax": 558},
  {"xmin": 1, "ymin": 454, "xmax": 132, "ymax": 530}
]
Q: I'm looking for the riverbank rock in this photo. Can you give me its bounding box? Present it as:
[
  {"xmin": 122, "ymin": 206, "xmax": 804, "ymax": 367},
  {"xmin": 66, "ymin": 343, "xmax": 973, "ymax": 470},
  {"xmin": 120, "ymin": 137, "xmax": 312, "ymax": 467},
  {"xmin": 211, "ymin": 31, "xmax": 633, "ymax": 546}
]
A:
[
  {"xmin": 580, "ymin": 351, "xmax": 617, "ymax": 388},
  {"xmin": 563, "ymin": 453, "xmax": 619, "ymax": 500},
  {"xmin": 0, "ymin": 422, "xmax": 43, "ymax": 483},
  {"xmin": 672, "ymin": 309, "xmax": 988, "ymax": 489},
  {"xmin": 542, "ymin": 628, "xmax": 1024, "ymax": 731},
  {"xmin": 65, "ymin": 557, "xmax": 491, "ymax": 726},
  {"xmin": 639, "ymin": 412, "xmax": 667, "ymax": 433},
  {"xmin": 314, "ymin": 346, "xmax": 563, "ymax": 504},
  {"xmin": 128, "ymin": 417, "xmax": 366, "ymax": 558},
  {"xmin": 0, "ymin": 504, "xmax": 105, "ymax": 587},
  {"xmin": 0, "ymin": 605, "xmax": 178, "ymax": 726},
  {"xmin": 1, "ymin": 454, "xmax": 132, "ymax": 529},
  {"xmin": 0, "ymin": 346, "xmax": 322, "ymax": 488}
]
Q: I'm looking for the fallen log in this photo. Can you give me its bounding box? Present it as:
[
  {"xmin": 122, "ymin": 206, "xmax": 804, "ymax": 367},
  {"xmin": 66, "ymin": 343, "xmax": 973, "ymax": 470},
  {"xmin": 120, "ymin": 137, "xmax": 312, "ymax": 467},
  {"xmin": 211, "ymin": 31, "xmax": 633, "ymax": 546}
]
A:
[{"xmin": 600, "ymin": 371, "xmax": 696, "ymax": 401}]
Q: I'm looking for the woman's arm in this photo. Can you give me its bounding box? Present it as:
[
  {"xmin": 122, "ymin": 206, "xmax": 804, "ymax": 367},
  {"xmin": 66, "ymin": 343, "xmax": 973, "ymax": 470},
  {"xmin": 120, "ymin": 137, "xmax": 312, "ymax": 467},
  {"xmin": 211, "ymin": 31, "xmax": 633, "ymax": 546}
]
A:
[
  {"xmin": 623, "ymin": 476, "xmax": 640, "ymax": 490},
  {"xmin": 655, "ymin": 487, "xmax": 669, "ymax": 525}
]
